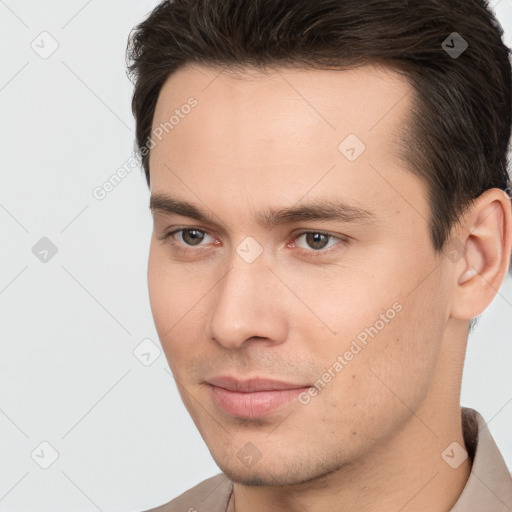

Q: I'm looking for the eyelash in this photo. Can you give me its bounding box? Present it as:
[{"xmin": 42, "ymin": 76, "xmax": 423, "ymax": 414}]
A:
[{"xmin": 156, "ymin": 227, "xmax": 350, "ymax": 258}]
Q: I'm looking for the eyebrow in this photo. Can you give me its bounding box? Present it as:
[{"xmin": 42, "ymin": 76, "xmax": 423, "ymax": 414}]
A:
[{"xmin": 149, "ymin": 193, "xmax": 377, "ymax": 229}]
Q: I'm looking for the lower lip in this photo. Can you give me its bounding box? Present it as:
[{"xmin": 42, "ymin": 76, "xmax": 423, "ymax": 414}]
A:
[{"xmin": 208, "ymin": 385, "xmax": 311, "ymax": 418}]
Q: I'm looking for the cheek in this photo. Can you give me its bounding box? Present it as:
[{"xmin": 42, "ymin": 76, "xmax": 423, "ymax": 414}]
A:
[
  {"xmin": 147, "ymin": 244, "xmax": 189, "ymax": 351},
  {"xmin": 147, "ymin": 242, "xmax": 215, "ymax": 367},
  {"xmin": 147, "ymin": 244, "xmax": 171, "ymax": 331},
  {"xmin": 301, "ymin": 260, "xmax": 444, "ymax": 409},
  {"xmin": 299, "ymin": 305, "xmax": 442, "ymax": 453},
  {"xmin": 147, "ymin": 242, "xmax": 199, "ymax": 321}
]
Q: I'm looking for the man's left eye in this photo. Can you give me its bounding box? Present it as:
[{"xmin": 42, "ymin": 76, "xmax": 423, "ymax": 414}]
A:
[
  {"xmin": 175, "ymin": 228, "xmax": 211, "ymax": 246},
  {"xmin": 292, "ymin": 231, "xmax": 348, "ymax": 253}
]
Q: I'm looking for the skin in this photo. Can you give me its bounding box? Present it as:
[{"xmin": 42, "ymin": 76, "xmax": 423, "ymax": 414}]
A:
[{"xmin": 146, "ymin": 63, "xmax": 512, "ymax": 512}]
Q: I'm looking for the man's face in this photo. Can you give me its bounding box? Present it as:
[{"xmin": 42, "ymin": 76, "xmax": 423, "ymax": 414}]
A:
[{"xmin": 147, "ymin": 63, "xmax": 453, "ymax": 485}]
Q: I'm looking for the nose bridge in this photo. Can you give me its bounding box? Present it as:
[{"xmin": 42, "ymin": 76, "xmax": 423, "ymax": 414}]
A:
[{"xmin": 206, "ymin": 246, "xmax": 287, "ymax": 349}]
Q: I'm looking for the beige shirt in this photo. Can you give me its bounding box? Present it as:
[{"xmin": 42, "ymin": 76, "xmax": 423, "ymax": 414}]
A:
[{"xmin": 145, "ymin": 407, "xmax": 512, "ymax": 512}]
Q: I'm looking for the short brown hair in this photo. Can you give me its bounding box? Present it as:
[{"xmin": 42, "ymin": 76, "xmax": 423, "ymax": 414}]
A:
[{"xmin": 126, "ymin": 0, "xmax": 511, "ymax": 261}]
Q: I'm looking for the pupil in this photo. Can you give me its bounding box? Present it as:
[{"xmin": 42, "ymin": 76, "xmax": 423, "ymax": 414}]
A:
[
  {"xmin": 307, "ymin": 233, "xmax": 327, "ymax": 250},
  {"xmin": 184, "ymin": 229, "xmax": 204, "ymax": 245}
]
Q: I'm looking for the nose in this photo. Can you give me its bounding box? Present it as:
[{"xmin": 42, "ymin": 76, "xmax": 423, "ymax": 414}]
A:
[{"xmin": 205, "ymin": 249, "xmax": 289, "ymax": 350}]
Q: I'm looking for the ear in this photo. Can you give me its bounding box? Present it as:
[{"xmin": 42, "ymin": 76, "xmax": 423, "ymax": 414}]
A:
[{"xmin": 449, "ymin": 188, "xmax": 512, "ymax": 321}]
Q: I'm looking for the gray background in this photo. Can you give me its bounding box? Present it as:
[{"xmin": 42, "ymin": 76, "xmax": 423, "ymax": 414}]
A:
[{"xmin": 0, "ymin": 1, "xmax": 511, "ymax": 511}]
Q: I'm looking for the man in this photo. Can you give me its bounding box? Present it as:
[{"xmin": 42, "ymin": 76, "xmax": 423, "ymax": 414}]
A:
[{"xmin": 126, "ymin": 0, "xmax": 512, "ymax": 510}]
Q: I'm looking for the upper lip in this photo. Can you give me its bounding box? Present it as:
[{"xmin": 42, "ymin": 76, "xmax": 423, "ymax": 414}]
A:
[{"xmin": 207, "ymin": 376, "xmax": 310, "ymax": 392}]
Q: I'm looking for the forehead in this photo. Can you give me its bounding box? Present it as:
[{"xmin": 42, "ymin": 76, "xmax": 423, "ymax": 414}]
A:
[{"xmin": 148, "ymin": 63, "xmax": 419, "ymax": 222}]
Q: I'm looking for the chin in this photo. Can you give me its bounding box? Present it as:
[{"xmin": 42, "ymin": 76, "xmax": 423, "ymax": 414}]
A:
[{"xmin": 216, "ymin": 459, "xmax": 336, "ymax": 487}]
